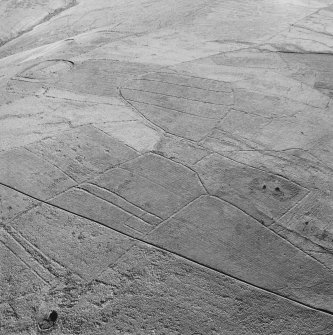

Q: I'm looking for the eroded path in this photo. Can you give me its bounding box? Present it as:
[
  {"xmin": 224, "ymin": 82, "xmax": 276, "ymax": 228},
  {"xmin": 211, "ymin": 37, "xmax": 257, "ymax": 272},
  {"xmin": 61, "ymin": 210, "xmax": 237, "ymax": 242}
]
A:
[{"xmin": 0, "ymin": 1, "xmax": 333, "ymax": 334}]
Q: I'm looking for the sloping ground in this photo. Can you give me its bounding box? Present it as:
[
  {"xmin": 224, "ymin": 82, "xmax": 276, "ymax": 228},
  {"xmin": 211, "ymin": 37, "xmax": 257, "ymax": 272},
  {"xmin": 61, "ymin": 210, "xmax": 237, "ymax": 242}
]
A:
[
  {"xmin": 0, "ymin": 1, "xmax": 333, "ymax": 334},
  {"xmin": 0, "ymin": 0, "xmax": 76, "ymax": 47}
]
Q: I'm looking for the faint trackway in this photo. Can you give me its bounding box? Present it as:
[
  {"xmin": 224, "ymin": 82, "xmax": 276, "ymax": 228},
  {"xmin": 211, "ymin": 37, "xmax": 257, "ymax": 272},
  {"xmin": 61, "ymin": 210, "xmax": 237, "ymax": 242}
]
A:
[{"xmin": 1, "ymin": 181, "xmax": 333, "ymax": 317}]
